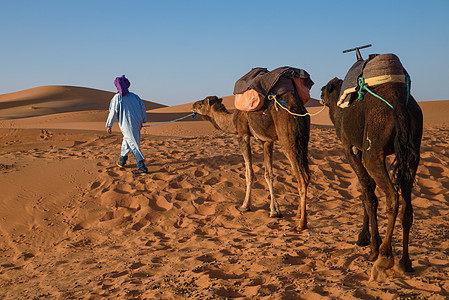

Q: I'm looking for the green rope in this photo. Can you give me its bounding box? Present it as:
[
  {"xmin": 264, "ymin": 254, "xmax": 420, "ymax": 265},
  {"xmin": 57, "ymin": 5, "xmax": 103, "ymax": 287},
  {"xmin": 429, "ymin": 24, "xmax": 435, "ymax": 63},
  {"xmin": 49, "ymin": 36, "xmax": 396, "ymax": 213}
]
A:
[
  {"xmin": 357, "ymin": 77, "xmax": 394, "ymax": 110},
  {"xmin": 405, "ymin": 74, "xmax": 410, "ymax": 106}
]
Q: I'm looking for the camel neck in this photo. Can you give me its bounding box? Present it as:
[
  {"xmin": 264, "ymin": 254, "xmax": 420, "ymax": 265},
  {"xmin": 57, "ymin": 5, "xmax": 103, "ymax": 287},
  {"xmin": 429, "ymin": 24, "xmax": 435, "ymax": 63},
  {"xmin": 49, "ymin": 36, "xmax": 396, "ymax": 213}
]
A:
[
  {"xmin": 208, "ymin": 108, "xmax": 237, "ymax": 134},
  {"xmin": 327, "ymin": 97, "xmax": 341, "ymax": 126}
]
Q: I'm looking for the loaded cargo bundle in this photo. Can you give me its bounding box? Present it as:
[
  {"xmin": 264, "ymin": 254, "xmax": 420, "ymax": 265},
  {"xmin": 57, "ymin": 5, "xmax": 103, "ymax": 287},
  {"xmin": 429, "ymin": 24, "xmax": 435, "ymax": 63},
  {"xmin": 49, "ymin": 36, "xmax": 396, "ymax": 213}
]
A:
[{"xmin": 233, "ymin": 67, "xmax": 314, "ymax": 112}]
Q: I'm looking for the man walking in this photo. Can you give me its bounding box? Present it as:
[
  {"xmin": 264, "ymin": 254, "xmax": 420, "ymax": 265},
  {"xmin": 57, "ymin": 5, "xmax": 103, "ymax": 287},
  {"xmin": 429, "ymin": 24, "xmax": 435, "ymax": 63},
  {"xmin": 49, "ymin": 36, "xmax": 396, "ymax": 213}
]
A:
[{"xmin": 106, "ymin": 75, "xmax": 148, "ymax": 175}]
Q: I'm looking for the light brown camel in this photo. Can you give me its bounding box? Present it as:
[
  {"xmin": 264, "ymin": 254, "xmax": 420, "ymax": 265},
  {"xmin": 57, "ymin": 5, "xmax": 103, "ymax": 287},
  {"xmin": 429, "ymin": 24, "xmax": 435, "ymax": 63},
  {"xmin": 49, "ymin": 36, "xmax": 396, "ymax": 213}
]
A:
[{"xmin": 192, "ymin": 93, "xmax": 310, "ymax": 231}]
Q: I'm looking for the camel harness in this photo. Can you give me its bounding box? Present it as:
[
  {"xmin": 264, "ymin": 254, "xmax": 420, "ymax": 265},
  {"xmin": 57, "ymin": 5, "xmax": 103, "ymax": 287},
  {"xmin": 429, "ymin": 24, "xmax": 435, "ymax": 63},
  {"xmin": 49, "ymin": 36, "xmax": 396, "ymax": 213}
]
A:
[
  {"xmin": 356, "ymin": 74, "xmax": 411, "ymax": 110},
  {"xmin": 268, "ymin": 93, "xmax": 326, "ymax": 117}
]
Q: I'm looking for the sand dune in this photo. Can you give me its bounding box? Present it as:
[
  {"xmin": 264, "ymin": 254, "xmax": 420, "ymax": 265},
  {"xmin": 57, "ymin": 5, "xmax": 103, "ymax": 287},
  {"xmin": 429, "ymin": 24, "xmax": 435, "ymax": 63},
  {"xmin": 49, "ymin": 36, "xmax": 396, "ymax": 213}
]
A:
[
  {"xmin": 0, "ymin": 86, "xmax": 166, "ymax": 120},
  {"xmin": 0, "ymin": 86, "xmax": 448, "ymax": 299},
  {"xmin": 417, "ymin": 100, "xmax": 449, "ymax": 124},
  {"xmin": 0, "ymin": 88, "xmax": 333, "ymax": 133}
]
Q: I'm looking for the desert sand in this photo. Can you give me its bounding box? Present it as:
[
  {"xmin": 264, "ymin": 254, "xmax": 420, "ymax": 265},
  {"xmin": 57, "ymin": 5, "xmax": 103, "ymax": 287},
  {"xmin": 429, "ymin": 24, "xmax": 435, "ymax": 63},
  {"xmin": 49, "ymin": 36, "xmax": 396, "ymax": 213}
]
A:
[{"xmin": 0, "ymin": 86, "xmax": 448, "ymax": 299}]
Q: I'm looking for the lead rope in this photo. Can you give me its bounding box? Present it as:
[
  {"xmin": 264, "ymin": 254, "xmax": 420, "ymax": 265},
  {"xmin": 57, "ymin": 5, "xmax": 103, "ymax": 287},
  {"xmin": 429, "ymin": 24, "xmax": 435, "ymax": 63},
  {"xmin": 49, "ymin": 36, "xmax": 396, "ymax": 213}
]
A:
[
  {"xmin": 268, "ymin": 93, "xmax": 326, "ymax": 117},
  {"xmin": 142, "ymin": 112, "xmax": 196, "ymax": 127}
]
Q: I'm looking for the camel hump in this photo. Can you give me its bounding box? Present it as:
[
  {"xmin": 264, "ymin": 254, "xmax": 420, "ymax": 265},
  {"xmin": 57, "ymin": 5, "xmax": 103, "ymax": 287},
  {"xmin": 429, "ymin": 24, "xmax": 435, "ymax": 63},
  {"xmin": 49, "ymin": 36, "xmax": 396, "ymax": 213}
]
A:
[{"xmin": 363, "ymin": 53, "xmax": 405, "ymax": 78}]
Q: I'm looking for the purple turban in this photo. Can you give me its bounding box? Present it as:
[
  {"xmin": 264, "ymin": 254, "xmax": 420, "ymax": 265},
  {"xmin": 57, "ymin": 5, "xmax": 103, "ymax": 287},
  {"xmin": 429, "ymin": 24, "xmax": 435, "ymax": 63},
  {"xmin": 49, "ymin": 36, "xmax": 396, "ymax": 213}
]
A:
[{"xmin": 114, "ymin": 75, "xmax": 131, "ymax": 97}]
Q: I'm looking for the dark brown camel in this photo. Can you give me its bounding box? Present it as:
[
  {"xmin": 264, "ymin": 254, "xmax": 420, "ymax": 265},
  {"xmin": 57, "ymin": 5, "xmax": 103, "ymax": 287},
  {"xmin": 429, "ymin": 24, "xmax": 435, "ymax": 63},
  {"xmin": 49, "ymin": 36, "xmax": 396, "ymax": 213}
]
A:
[
  {"xmin": 192, "ymin": 93, "xmax": 310, "ymax": 231},
  {"xmin": 321, "ymin": 78, "xmax": 423, "ymax": 280}
]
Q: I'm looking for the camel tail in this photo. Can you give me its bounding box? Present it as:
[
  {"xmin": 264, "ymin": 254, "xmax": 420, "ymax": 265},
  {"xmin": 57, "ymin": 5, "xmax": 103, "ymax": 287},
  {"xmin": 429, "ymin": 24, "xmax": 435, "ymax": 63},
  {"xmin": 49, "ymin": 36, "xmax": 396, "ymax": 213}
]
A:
[
  {"xmin": 294, "ymin": 113, "xmax": 311, "ymax": 185},
  {"xmin": 391, "ymin": 96, "xmax": 419, "ymax": 193}
]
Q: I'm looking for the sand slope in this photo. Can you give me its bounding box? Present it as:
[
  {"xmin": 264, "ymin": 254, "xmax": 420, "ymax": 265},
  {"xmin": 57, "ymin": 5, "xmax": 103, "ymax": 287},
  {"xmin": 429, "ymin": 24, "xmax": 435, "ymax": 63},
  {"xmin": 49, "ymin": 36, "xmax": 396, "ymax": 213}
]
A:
[
  {"xmin": 417, "ymin": 100, "xmax": 449, "ymax": 124},
  {"xmin": 0, "ymin": 86, "xmax": 166, "ymax": 120},
  {"xmin": 0, "ymin": 86, "xmax": 448, "ymax": 299}
]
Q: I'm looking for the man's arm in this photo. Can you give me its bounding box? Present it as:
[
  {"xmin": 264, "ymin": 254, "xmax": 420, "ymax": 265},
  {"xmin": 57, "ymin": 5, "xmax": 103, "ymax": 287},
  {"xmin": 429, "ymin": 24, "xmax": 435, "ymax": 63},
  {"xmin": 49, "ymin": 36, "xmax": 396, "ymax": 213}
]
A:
[
  {"xmin": 139, "ymin": 96, "xmax": 147, "ymax": 123},
  {"xmin": 106, "ymin": 95, "xmax": 119, "ymax": 131}
]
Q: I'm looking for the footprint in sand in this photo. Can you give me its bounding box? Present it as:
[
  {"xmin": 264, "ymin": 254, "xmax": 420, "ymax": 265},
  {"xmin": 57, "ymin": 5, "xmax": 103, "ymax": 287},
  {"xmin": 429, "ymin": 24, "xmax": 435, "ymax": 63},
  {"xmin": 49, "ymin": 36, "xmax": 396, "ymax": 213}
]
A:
[
  {"xmin": 194, "ymin": 169, "xmax": 209, "ymax": 177},
  {"xmin": 152, "ymin": 195, "xmax": 173, "ymax": 211},
  {"xmin": 131, "ymin": 218, "xmax": 149, "ymax": 231},
  {"xmin": 100, "ymin": 189, "xmax": 137, "ymax": 208},
  {"xmin": 205, "ymin": 177, "xmax": 219, "ymax": 186},
  {"xmin": 90, "ymin": 181, "xmax": 101, "ymax": 189},
  {"xmin": 39, "ymin": 129, "xmax": 53, "ymax": 140},
  {"xmin": 106, "ymin": 170, "xmax": 120, "ymax": 177},
  {"xmin": 168, "ymin": 179, "xmax": 182, "ymax": 189}
]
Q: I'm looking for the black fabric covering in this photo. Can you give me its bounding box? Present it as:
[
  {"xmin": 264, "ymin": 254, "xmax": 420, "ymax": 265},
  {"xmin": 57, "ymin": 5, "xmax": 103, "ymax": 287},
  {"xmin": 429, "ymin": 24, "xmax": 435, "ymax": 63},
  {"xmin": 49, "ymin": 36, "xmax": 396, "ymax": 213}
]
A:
[{"xmin": 338, "ymin": 59, "xmax": 368, "ymax": 104}]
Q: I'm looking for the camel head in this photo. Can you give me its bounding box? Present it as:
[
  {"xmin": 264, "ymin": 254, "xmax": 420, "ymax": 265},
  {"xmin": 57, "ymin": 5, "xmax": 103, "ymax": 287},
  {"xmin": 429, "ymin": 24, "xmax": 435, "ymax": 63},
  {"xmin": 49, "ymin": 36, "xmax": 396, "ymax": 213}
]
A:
[
  {"xmin": 320, "ymin": 77, "xmax": 343, "ymax": 107},
  {"xmin": 192, "ymin": 96, "xmax": 224, "ymax": 116}
]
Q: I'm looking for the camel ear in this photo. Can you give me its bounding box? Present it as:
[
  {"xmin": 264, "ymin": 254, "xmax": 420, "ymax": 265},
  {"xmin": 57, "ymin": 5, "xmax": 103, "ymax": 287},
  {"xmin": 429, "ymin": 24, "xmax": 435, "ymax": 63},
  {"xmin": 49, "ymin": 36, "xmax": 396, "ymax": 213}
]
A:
[
  {"xmin": 327, "ymin": 77, "xmax": 342, "ymax": 94},
  {"xmin": 204, "ymin": 96, "xmax": 217, "ymax": 106},
  {"xmin": 206, "ymin": 96, "xmax": 221, "ymax": 105}
]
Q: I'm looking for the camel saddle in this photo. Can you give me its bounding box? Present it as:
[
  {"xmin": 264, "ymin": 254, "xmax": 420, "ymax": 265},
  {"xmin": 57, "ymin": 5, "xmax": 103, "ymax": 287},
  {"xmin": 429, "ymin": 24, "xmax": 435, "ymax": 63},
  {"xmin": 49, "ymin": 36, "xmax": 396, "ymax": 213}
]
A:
[
  {"xmin": 338, "ymin": 53, "xmax": 408, "ymax": 108},
  {"xmin": 233, "ymin": 67, "xmax": 314, "ymax": 111}
]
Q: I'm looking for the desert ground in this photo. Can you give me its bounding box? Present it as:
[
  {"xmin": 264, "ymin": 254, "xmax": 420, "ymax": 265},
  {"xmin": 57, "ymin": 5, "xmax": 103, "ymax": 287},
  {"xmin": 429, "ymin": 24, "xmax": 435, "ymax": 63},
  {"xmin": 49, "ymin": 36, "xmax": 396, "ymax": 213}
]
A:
[{"xmin": 0, "ymin": 86, "xmax": 448, "ymax": 299}]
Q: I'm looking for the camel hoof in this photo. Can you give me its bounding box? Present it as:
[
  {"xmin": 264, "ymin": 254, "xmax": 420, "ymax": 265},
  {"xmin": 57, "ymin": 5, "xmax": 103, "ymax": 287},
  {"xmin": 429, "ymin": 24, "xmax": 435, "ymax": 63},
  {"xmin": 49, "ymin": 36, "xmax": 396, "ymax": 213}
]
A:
[
  {"xmin": 370, "ymin": 255, "xmax": 394, "ymax": 281},
  {"xmin": 397, "ymin": 257, "xmax": 414, "ymax": 273},
  {"xmin": 356, "ymin": 239, "xmax": 370, "ymax": 247},
  {"xmin": 269, "ymin": 212, "xmax": 283, "ymax": 218},
  {"xmin": 368, "ymin": 251, "xmax": 379, "ymax": 261},
  {"xmin": 356, "ymin": 231, "xmax": 371, "ymax": 247},
  {"xmin": 296, "ymin": 224, "xmax": 308, "ymax": 232},
  {"xmin": 238, "ymin": 206, "xmax": 251, "ymax": 212}
]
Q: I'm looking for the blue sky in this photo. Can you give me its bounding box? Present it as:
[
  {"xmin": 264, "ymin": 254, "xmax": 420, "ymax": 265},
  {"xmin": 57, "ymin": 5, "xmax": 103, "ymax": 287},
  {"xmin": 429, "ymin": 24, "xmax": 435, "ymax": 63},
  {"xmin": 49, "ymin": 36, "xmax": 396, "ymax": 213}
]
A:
[{"xmin": 1, "ymin": 0, "xmax": 448, "ymax": 105}]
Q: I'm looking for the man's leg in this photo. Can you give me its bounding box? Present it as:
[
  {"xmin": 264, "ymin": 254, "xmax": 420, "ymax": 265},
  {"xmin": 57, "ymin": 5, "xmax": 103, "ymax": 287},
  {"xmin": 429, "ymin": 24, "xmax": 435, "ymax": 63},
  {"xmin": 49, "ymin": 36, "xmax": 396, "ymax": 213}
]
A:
[
  {"xmin": 124, "ymin": 133, "xmax": 148, "ymax": 174},
  {"xmin": 118, "ymin": 138, "xmax": 131, "ymax": 167}
]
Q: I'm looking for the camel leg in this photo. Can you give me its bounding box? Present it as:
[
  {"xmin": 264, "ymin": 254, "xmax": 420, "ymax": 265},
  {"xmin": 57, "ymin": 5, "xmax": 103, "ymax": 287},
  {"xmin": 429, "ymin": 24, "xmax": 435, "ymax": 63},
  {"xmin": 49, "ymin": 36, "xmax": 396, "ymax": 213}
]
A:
[
  {"xmin": 397, "ymin": 106, "xmax": 421, "ymax": 273},
  {"xmin": 278, "ymin": 137, "xmax": 308, "ymax": 230},
  {"xmin": 280, "ymin": 145, "xmax": 308, "ymax": 231},
  {"xmin": 238, "ymin": 135, "xmax": 254, "ymax": 212},
  {"xmin": 363, "ymin": 154, "xmax": 399, "ymax": 281},
  {"xmin": 345, "ymin": 148, "xmax": 382, "ymax": 257},
  {"xmin": 272, "ymin": 96, "xmax": 309, "ymax": 231},
  {"xmin": 397, "ymin": 156, "xmax": 419, "ymax": 273},
  {"xmin": 262, "ymin": 141, "xmax": 282, "ymax": 217},
  {"xmin": 299, "ymin": 181, "xmax": 308, "ymax": 230},
  {"xmin": 358, "ymin": 196, "xmax": 371, "ymax": 247},
  {"xmin": 296, "ymin": 171, "xmax": 308, "ymax": 231},
  {"xmin": 397, "ymin": 183, "xmax": 414, "ymax": 273}
]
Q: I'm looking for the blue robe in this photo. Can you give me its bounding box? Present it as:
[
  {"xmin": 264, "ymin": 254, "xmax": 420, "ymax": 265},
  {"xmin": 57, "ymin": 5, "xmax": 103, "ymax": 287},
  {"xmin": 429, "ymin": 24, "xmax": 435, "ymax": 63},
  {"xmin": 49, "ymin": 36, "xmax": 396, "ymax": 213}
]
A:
[{"xmin": 106, "ymin": 92, "xmax": 147, "ymax": 162}]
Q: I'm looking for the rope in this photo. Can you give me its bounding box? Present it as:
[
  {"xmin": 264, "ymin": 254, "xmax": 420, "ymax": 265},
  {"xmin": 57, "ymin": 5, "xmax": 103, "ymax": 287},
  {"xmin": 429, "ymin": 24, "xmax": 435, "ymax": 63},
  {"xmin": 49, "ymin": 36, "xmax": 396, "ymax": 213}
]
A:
[
  {"xmin": 405, "ymin": 74, "xmax": 411, "ymax": 106},
  {"xmin": 142, "ymin": 112, "xmax": 196, "ymax": 127},
  {"xmin": 267, "ymin": 93, "xmax": 326, "ymax": 117},
  {"xmin": 357, "ymin": 77, "xmax": 394, "ymax": 110}
]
